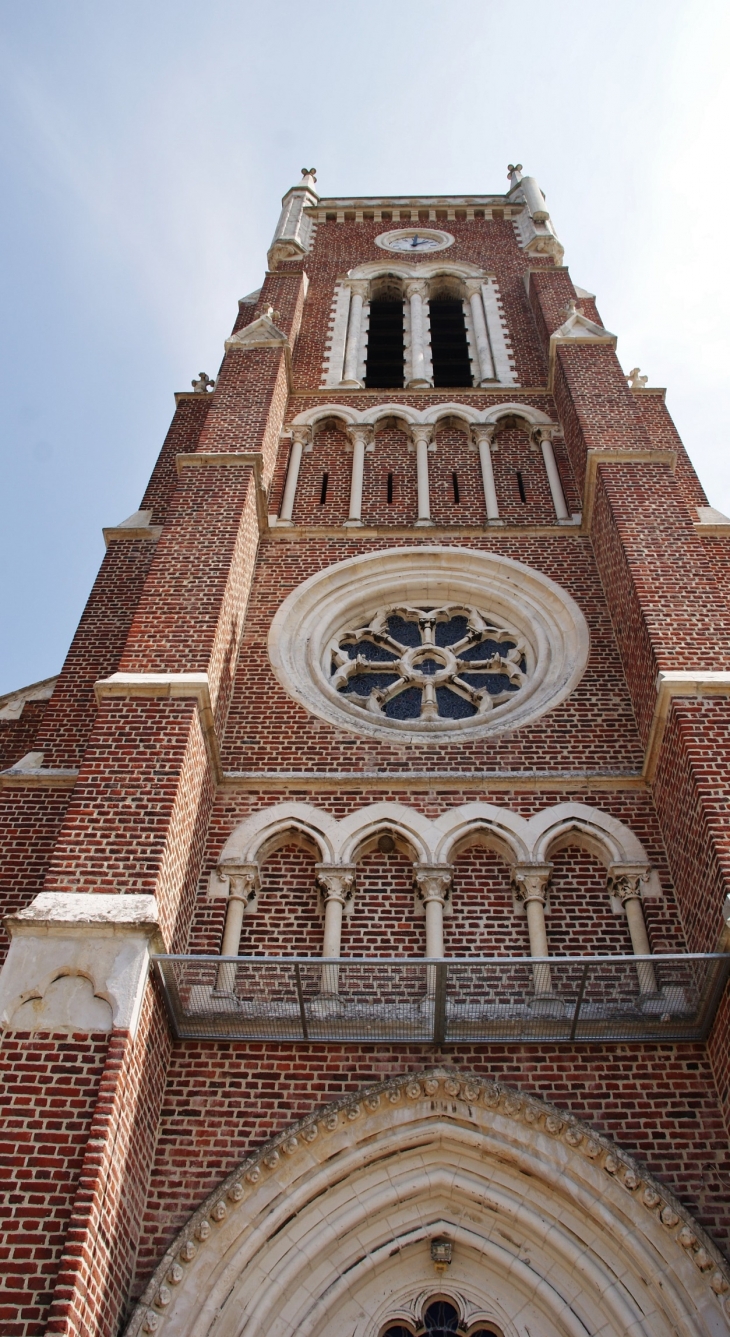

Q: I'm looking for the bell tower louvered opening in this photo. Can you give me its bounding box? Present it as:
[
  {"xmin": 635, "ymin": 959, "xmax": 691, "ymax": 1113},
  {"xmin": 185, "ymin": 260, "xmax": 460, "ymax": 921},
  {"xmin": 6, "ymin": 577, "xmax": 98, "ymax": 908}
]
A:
[
  {"xmin": 365, "ymin": 301, "xmax": 405, "ymax": 388},
  {"xmin": 429, "ymin": 299, "xmax": 473, "ymax": 387}
]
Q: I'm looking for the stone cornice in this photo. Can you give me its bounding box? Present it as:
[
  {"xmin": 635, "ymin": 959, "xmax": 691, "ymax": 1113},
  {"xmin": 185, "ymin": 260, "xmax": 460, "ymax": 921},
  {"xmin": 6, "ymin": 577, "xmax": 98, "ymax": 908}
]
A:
[
  {"xmin": 581, "ymin": 447, "xmax": 677, "ymax": 531},
  {"xmin": 94, "ymin": 673, "xmax": 222, "ymax": 784},
  {"xmin": 175, "ymin": 453, "xmax": 269, "ymax": 531},
  {"xmin": 643, "ymin": 670, "xmax": 730, "ymax": 781}
]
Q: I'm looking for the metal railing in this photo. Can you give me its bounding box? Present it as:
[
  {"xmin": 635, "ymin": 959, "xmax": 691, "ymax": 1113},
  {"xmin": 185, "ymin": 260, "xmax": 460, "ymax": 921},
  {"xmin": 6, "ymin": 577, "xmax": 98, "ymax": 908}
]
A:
[{"xmin": 151, "ymin": 953, "xmax": 730, "ymax": 1045}]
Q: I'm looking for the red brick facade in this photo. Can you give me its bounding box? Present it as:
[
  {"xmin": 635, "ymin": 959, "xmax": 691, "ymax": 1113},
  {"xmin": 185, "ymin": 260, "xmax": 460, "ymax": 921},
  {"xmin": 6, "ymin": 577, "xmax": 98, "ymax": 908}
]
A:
[{"xmin": 1, "ymin": 173, "xmax": 729, "ymax": 1336}]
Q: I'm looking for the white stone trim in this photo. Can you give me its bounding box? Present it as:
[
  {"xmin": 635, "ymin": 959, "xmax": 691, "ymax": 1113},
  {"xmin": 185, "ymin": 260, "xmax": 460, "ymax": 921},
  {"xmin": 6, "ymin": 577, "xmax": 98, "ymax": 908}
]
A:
[
  {"xmin": 290, "ymin": 402, "xmax": 554, "ymax": 430},
  {"xmin": 480, "ymin": 279, "xmax": 518, "ymax": 386},
  {"xmin": 321, "ymin": 282, "xmax": 352, "ymax": 387},
  {"xmin": 643, "ymin": 671, "xmax": 730, "ymax": 782},
  {"xmin": 210, "ymin": 801, "xmax": 650, "ymax": 887},
  {"xmin": 0, "ymin": 892, "xmax": 162, "ymax": 1035},
  {"xmin": 374, "ymin": 228, "xmax": 455, "ymax": 254},
  {"xmin": 0, "ymin": 675, "xmax": 57, "ymax": 720},
  {"xmin": 268, "ymin": 548, "xmax": 589, "ymax": 744},
  {"xmin": 125, "ymin": 1068, "xmax": 730, "ymax": 1337},
  {"xmin": 94, "ymin": 673, "xmax": 222, "ymax": 783}
]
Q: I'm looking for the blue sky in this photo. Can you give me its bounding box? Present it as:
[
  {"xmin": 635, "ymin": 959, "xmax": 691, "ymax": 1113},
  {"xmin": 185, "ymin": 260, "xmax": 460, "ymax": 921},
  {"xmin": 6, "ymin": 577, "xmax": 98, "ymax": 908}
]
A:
[{"xmin": 1, "ymin": 0, "xmax": 729, "ymax": 695}]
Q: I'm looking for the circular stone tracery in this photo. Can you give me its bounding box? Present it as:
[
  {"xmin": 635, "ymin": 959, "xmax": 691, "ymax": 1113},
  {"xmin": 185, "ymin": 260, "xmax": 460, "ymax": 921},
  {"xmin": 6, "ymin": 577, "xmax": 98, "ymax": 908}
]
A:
[
  {"xmin": 268, "ymin": 548, "xmax": 590, "ymax": 743},
  {"xmin": 331, "ymin": 605, "xmax": 527, "ymax": 723}
]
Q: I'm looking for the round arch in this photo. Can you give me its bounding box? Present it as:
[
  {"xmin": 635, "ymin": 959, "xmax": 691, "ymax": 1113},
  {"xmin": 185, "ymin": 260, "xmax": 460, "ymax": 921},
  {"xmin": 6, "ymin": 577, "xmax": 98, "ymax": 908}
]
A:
[{"xmin": 127, "ymin": 1068, "xmax": 730, "ymax": 1337}]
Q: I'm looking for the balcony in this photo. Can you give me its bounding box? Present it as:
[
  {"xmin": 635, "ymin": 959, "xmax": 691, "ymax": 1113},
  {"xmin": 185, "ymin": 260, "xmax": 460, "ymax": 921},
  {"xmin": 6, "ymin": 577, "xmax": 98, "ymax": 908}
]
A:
[{"xmin": 152, "ymin": 953, "xmax": 730, "ymax": 1045}]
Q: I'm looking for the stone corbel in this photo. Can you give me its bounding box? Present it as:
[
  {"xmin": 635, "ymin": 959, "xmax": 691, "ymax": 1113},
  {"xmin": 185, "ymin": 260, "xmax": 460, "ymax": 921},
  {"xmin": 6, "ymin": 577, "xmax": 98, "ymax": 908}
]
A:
[{"xmin": 0, "ymin": 892, "xmax": 164, "ymax": 1036}]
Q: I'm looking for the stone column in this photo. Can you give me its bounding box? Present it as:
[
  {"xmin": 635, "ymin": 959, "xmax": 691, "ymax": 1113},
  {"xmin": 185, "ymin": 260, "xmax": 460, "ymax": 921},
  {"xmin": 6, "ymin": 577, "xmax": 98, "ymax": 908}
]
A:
[
  {"xmin": 608, "ymin": 865, "xmax": 657, "ymax": 994},
  {"xmin": 534, "ymin": 428, "xmax": 569, "ymax": 521},
  {"xmin": 414, "ymin": 865, "xmax": 453, "ymax": 990},
  {"xmin": 216, "ymin": 863, "xmax": 261, "ymax": 992},
  {"xmin": 412, "ymin": 424, "xmax": 434, "ymax": 525},
  {"xmin": 341, "ymin": 281, "xmax": 368, "ymax": 388},
  {"xmin": 405, "ymin": 280, "xmax": 432, "ymax": 388},
  {"xmin": 465, "ymin": 281, "xmax": 495, "ymax": 384},
  {"xmin": 472, "ymin": 425, "xmax": 500, "ymax": 521},
  {"xmin": 345, "ymin": 425, "xmax": 372, "ymax": 527},
  {"xmin": 279, "ymin": 426, "xmax": 310, "ymax": 524},
  {"xmin": 316, "ymin": 864, "xmax": 356, "ymax": 994},
  {"xmin": 512, "ymin": 864, "xmax": 553, "ymax": 997}
]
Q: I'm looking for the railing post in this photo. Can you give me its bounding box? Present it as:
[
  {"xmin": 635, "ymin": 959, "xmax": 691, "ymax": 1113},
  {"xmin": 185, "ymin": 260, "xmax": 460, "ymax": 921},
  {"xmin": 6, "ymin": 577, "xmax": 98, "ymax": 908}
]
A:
[{"xmin": 433, "ymin": 962, "xmax": 448, "ymax": 1045}]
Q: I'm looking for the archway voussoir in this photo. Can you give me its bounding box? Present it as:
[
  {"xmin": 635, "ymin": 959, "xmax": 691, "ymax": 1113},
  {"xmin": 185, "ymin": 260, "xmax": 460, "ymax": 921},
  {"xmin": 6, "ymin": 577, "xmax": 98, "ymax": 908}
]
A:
[{"xmin": 127, "ymin": 1068, "xmax": 730, "ymax": 1337}]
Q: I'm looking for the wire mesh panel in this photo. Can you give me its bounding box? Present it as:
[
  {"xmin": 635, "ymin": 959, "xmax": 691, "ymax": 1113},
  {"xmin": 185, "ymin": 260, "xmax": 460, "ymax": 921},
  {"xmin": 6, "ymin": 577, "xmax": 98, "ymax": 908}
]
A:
[{"xmin": 152, "ymin": 954, "xmax": 730, "ymax": 1044}]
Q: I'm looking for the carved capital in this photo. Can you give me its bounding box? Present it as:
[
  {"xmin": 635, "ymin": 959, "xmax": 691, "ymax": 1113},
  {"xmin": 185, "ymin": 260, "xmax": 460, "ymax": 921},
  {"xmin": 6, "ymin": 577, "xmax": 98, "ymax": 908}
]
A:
[
  {"xmin": 472, "ymin": 424, "xmax": 497, "ymax": 447},
  {"xmin": 290, "ymin": 425, "xmax": 312, "ymax": 450},
  {"xmin": 348, "ymin": 280, "xmax": 369, "ymax": 300},
  {"xmin": 463, "ymin": 278, "xmax": 484, "ymax": 300},
  {"xmin": 414, "ymin": 865, "xmax": 453, "ymax": 906},
  {"xmin": 316, "ymin": 864, "xmax": 357, "ymax": 906},
  {"xmin": 404, "ymin": 278, "xmax": 429, "ymax": 301},
  {"xmin": 346, "ymin": 424, "xmax": 373, "ymax": 451},
  {"xmin": 607, "ymin": 864, "xmax": 651, "ymax": 905},
  {"xmin": 410, "ymin": 423, "xmax": 434, "ymax": 448},
  {"xmin": 512, "ymin": 863, "xmax": 553, "ymax": 905},
  {"xmin": 218, "ymin": 863, "xmax": 261, "ymax": 908}
]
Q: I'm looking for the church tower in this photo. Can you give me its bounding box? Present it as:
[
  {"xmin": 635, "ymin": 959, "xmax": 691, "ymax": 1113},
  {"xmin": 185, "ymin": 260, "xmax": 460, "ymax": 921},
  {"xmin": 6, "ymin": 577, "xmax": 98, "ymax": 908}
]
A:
[{"xmin": 2, "ymin": 166, "xmax": 730, "ymax": 1337}]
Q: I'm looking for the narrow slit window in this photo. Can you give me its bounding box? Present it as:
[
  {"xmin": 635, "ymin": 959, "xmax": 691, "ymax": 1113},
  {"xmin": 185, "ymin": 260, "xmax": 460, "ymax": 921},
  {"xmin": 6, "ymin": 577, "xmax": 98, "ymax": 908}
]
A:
[
  {"xmin": 516, "ymin": 471, "xmax": 527, "ymax": 504},
  {"xmin": 387, "ymin": 471, "xmax": 394, "ymax": 504},
  {"xmin": 452, "ymin": 471, "xmax": 460, "ymax": 504},
  {"xmin": 365, "ymin": 302, "xmax": 404, "ymax": 388},
  {"xmin": 429, "ymin": 300, "xmax": 473, "ymax": 388},
  {"xmin": 320, "ymin": 472, "xmax": 329, "ymax": 504}
]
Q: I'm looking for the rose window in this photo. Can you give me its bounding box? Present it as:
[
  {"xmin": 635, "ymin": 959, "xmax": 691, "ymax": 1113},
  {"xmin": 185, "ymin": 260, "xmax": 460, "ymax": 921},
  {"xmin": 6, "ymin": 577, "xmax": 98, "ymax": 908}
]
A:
[{"xmin": 329, "ymin": 605, "xmax": 527, "ymax": 723}]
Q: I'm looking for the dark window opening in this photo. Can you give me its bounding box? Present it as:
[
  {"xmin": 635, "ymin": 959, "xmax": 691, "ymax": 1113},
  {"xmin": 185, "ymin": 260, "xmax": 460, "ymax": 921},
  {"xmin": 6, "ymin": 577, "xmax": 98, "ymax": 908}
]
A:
[
  {"xmin": 365, "ymin": 301, "xmax": 404, "ymax": 388},
  {"xmin": 516, "ymin": 471, "xmax": 526, "ymax": 504},
  {"xmin": 387, "ymin": 472, "xmax": 394, "ymax": 504},
  {"xmin": 320, "ymin": 472, "xmax": 329, "ymax": 504},
  {"xmin": 452, "ymin": 471, "xmax": 460, "ymax": 504},
  {"xmin": 429, "ymin": 300, "xmax": 473, "ymax": 387}
]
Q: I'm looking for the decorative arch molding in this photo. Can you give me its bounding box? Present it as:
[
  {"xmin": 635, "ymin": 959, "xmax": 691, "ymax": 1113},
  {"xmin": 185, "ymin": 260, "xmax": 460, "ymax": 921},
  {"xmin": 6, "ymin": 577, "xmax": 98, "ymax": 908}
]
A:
[
  {"xmin": 209, "ymin": 800, "xmax": 658, "ymax": 903},
  {"xmin": 289, "ymin": 402, "xmax": 555, "ymax": 432},
  {"xmin": 126, "ymin": 1068, "xmax": 730, "ymax": 1337},
  {"xmin": 346, "ymin": 260, "xmax": 489, "ymax": 282}
]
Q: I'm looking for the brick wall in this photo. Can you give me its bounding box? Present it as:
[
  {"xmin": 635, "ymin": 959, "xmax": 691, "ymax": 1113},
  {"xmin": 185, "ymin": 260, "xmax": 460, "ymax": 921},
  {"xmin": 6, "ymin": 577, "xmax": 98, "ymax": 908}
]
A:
[
  {"xmin": 0, "ymin": 1032, "xmax": 109, "ymax": 1336},
  {"xmin": 132, "ymin": 1042, "xmax": 730, "ymax": 1305}
]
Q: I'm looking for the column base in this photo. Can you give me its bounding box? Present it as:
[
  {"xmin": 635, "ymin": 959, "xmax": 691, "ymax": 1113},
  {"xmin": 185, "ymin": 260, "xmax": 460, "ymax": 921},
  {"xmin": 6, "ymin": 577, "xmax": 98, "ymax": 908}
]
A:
[
  {"xmin": 414, "ymin": 518, "xmax": 435, "ymax": 527},
  {"xmin": 343, "ymin": 519, "xmax": 364, "ymax": 528},
  {"xmin": 406, "ymin": 379, "xmax": 432, "ymax": 389},
  {"xmin": 337, "ymin": 379, "xmax": 364, "ymax": 390}
]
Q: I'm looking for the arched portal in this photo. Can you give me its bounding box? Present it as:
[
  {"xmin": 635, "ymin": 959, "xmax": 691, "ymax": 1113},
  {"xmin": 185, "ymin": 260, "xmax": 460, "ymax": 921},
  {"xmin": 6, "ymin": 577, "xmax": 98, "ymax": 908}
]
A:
[{"xmin": 128, "ymin": 1070, "xmax": 730, "ymax": 1337}]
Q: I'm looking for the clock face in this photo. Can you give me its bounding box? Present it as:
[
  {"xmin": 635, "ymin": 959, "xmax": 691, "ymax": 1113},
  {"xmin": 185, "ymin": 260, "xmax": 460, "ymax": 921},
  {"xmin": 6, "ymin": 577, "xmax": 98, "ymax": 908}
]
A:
[{"xmin": 375, "ymin": 228, "xmax": 454, "ymax": 254}]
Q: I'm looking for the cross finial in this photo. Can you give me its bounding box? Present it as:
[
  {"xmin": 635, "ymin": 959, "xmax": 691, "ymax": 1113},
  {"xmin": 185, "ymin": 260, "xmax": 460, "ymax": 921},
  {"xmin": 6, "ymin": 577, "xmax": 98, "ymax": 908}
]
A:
[
  {"xmin": 301, "ymin": 167, "xmax": 317, "ymax": 182},
  {"xmin": 507, "ymin": 163, "xmax": 523, "ymax": 188}
]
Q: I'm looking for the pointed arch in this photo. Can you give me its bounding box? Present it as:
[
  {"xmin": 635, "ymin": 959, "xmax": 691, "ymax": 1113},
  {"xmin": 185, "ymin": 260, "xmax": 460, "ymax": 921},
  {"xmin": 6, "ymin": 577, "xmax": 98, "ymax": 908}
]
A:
[
  {"xmin": 217, "ymin": 803, "xmax": 341, "ymax": 867},
  {"xmin": 338, "ymin": 801, "xmax": 435, "ymax": 865},
  {"xmin": 126, "ymin": 1068, "xmax": 730, "ymax": 1337},
  {"xmin": 432, "ymin": 803, "xmax": 531, "ymax": 867}
]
